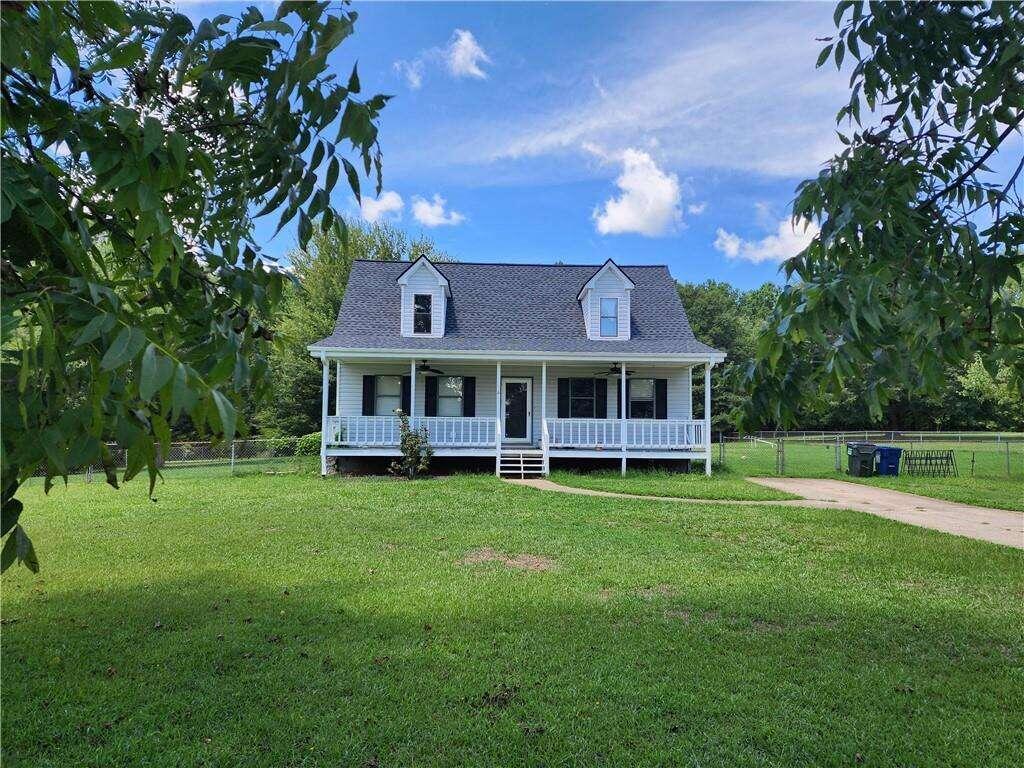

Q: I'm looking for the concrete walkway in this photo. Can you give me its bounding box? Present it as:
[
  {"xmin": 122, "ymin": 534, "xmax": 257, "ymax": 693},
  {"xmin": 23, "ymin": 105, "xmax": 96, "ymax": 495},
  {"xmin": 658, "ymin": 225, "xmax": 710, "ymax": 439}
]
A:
[{"xmin": 507, "ymin": 477, "xmax": 1024, "ymax": 549}]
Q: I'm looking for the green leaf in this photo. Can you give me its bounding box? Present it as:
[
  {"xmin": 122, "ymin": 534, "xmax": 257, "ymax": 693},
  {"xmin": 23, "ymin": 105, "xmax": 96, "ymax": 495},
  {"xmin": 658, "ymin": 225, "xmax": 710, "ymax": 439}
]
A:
[
  {"xmin": 347, "ymin": 62, "xmax": 360, "ymax": 93},
  {"xmin": 341, "ymin": 158, "xmax": 360, "ymax": 203},
  {"xmin": 139, "ymin": 344, "xmax": 175, "ymax": 401},
  {"xmin": 74, "ymin": 312, "xmax": 115, "ymax": 346},
  {"xmin": 0, "ymin": 533, "xmax": 16, "ymax": 573},
  {"xmin": 15, "ymin": 525, "xmax": 38, "ymax": 573},
  {"xmin": 100, "ymin": 326, "xmax": 146, "ymax": 370},
  {"xmin": 325, "ymin": 156, "xmax": 340, "ymax": 192},
  {"xmin": 250, "ymin": 20, "xmax": 293, "ymax": 34},
  {"xmin": 171, "ymin": 363, "xmax": 197, "ymax": 417},
  {"xmin": 142, "ymin": 116, "xmax": 163, "ymax": 156},
  {"xmin": 816, "ymin": 44, "xmax": 833, "ymax": 68},
  {"xmin": 1, "ymin": 497, "xmax": 23, "ymax": 537},
  {"xmin": 211, "ymin": 389, "xmax": 237, "ymax": 439}
]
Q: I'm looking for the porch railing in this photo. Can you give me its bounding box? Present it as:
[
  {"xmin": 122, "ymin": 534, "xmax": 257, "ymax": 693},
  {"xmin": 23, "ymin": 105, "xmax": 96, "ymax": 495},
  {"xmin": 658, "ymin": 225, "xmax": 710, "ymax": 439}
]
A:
[
  {"xmin": 546, "ymin": 418, "xmax": 704, "ymax": 450},
  {"xmin": 326, "ymin": 415, "xmax": 497, "ymax": 447}
]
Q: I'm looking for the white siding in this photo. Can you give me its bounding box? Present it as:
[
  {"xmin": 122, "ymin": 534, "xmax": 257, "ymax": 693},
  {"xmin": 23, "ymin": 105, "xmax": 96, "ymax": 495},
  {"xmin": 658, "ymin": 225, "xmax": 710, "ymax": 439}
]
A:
[
  {"xmin": 335, "ymin": 362, "xmax": 695, "ymax": 440},
  {"xmin": 399, "ymin": 265, "xmax": 446, "ymax": 338}
]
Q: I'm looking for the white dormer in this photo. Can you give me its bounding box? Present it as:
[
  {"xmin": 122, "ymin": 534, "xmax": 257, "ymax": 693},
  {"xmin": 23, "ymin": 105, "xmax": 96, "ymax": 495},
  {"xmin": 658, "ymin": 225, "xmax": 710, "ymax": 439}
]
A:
[
  {"xmin": 577, "ymin": 259, "xmax": 634, "ymax": 340},
  {"xmin": 397, "ymin": 256, "xmax": 449, "ymax": 338}
]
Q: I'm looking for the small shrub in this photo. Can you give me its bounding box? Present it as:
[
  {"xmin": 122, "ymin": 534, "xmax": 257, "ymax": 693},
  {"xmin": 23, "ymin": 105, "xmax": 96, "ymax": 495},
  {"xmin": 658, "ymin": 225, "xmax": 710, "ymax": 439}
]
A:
[
  {"xmin": 295, "ymin": 432, "xmax": 321, "ymax": 456},
  {"xmin": 389, "ymin": 409, "xmax": 433, "ymax": 479}
]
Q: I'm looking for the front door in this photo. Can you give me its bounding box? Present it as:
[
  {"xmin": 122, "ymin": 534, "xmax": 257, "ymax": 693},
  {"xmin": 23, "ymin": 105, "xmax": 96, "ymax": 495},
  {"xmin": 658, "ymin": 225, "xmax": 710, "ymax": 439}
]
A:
[{"xmin": 502, "ymin": 378, "xmax": 532, "ymax": 443}]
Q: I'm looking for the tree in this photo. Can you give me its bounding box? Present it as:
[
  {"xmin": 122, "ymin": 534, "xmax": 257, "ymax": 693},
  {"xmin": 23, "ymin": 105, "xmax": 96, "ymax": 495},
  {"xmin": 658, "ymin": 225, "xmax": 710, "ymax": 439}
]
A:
[
  {"xmin": 677, "ymin": 280, "xmax": 780, "ymax": 430},
  {"xmin": 740, "ymin": 1, "xmax": 1024, "ymax": 431},
  {"xmin": 258, "ymin": 221, "xmax": 446, "ymax": 436},
  {"xmin": 1, "ymin": 1, "xmax": 388, "ymax": 571}
]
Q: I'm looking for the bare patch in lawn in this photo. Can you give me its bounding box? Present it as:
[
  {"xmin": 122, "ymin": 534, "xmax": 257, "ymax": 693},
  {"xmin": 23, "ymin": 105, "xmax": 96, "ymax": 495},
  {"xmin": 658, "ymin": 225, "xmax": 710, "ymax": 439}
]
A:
[
  {"xmin": 636, "ymin": 583, "xmax": 677, "ymax": 600},
  {"xmin": 459, "ymin": 547, "xmax": 556, "ymax": 572}
]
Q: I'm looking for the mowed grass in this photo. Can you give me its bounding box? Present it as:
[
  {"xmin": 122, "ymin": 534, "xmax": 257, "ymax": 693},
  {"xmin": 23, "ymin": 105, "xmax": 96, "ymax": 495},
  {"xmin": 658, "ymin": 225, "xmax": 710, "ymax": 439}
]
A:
[
  {"xmin": 724, "ymin": 439, "xmax": 1024, "ymax": 511},
  {"xmin": 3, "ymin": 473, "xmax": 1023, "ymax": 767},
  {"xmin": 548, "ymin": 467, "xmax": 798, "ymax": 501}
]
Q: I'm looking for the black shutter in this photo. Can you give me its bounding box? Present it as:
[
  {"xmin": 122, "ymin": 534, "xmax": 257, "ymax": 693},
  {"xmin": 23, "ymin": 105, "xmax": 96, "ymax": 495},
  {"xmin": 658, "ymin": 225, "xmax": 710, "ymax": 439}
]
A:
[
  {"xmin": 362, "ymin": 375, "xmax": 376, "ymax": 416},
  {"xmin": 655, "ymin": 379, "xmax": 668, "ymax": 420},
  {"xmin": 401, "ymin": 376, "xmax": 411, "ymax": 415},
  {"xmin": 462, "ymin": 377, "xmax": 476, "ymax": 416},
  {"xmin": 557, "ymin": 378, "xmax": 570, "ymax": 418},
  {"xmin": 595, "ymin": 378, "xmax": 607, "ymax": 418},
  {"xmin": 425, "ymin": 376, "xmax": 438, "ymax": 416}
]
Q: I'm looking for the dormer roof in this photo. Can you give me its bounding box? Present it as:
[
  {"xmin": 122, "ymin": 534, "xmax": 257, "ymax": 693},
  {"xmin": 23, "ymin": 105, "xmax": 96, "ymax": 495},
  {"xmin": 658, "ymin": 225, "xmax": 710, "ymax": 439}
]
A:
[
  {"xmin": 396, "ymin": 255, "xmax": 451, "ymax": 297},
  {"xmin": 576, "ymin": 259, "xmax": 636, "ymax": 301}
]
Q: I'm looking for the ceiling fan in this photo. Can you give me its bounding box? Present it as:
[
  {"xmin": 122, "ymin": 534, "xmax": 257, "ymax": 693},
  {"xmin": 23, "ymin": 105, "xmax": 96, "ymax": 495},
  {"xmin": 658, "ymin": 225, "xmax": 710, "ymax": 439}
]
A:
[
  {"xmin": 417, "ymin": 359, "xmax": 446, "ymax": 375},
  {"xmin": 592, "ymin": 364, "xmax": 635, "ymax": 377}
]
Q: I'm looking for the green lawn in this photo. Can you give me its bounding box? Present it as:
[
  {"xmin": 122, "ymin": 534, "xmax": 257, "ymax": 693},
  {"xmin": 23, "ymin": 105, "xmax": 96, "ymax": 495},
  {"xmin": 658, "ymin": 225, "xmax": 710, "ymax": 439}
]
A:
[
  {"xmin": 3, "ymin": 472, "xmax": 1022, "ymax": 767},
  {"xmin": 723, "ymin": 439, "xmax": 1024, "ymax": 511},
  {"xmin": 549, "ymin": 467, "xmax": 799, "ymax": 501}
]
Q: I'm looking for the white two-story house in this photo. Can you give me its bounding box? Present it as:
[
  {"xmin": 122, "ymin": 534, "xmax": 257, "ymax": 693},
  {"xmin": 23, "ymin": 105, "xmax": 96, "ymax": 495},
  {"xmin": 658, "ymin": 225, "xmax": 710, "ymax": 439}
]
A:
[{"xmin": 308, "ymin": 257, "xmax": 725, "ymax": 477}]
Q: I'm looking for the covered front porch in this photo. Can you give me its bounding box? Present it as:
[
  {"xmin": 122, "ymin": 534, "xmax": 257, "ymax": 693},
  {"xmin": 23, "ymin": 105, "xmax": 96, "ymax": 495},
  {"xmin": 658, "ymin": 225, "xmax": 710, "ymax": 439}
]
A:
[{"xmin": 317, "ymin": 353, "xmax": 720, "ymax": 476}]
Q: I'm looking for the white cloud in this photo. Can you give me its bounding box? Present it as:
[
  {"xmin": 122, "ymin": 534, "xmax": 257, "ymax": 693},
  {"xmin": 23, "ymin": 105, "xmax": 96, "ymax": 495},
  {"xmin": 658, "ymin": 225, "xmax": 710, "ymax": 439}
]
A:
[
  {"xmin": 360, "ymin": 190, "xmax": 404, "ymax": 223},
  {"xmin": 713, "ymin": 217, "xmax": 819, "ymax": 264},
  {"xmin": 687, "ymin": 202, "xmax": 707, "ymax": 215},
  {"xmin": 393, "ymin": 28, "xmax": 491, "ymax": 90},
  {"xmin": 412, "ymin": 194, "xmax": 465, "ymax": 227},
  {"xmin": 446, "ymin": 29, "xmax": 491, "ymax": 79},
  {"xmin": 393, "ymin": 59, "xmax": 423, "ymax": 90},
  {"xmin": 475, "ymin": 7, "xmax": 846, "ymax": 179},
  {"xmin": 592, "ymin": 149, "xmax": 682, "ymax": 237}
]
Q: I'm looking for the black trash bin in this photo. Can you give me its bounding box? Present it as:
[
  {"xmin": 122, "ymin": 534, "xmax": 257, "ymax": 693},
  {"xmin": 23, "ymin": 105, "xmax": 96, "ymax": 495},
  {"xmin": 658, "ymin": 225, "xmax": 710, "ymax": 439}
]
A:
[{"xmin": 846, "ymin": 442, "xmax": 877, "ymax": 477}]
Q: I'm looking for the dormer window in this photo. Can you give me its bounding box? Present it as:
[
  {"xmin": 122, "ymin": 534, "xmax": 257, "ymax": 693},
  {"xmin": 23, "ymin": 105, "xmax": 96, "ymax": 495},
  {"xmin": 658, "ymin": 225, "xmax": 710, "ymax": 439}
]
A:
[
  {"xmin": 413, "ymin": 294, "xmax": 432, "ymax": 334},
  {"xmin": 600, "ymin": 298, "xmax": 618, "ymax": 337}
]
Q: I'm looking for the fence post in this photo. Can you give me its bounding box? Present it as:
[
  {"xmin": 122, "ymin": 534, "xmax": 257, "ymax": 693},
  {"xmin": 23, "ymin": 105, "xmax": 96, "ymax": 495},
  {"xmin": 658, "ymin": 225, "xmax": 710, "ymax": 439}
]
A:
[
  {"xmin": 834, "ymin": 435, "xmax": 841, "ymax": 473},
  {"xmin": 230, "ymin": 441, "xmax": 236, "ymax": 475},
  {"xmin": 1007, "ymin": 442, "xmax": 1011, "ymax": 477}
]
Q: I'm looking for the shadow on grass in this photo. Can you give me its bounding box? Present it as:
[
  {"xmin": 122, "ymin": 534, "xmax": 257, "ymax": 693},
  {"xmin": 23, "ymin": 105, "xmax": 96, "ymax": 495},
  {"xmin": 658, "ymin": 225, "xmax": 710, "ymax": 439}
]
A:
[{"xmin": 3, "ymin": 570, "xmax": 1022, "ymax": 768}]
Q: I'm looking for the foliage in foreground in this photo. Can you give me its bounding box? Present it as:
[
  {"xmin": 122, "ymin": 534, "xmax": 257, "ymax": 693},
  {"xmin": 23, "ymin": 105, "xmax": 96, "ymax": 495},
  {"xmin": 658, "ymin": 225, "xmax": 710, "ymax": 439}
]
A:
[
  {"xmin": 742, "ymin": 1, "xmax": 1024, "ymax": 430},
  {"xmin": 1, "ymin": 1, "xmax": 387, "ymax": 570},
  {"xmin": 388, "ymin": 409, "xmax": 433, "ymax": 479},
  {"xmin": 4, "ymin": 474, "xmax": 1021, "ymax": 766}
]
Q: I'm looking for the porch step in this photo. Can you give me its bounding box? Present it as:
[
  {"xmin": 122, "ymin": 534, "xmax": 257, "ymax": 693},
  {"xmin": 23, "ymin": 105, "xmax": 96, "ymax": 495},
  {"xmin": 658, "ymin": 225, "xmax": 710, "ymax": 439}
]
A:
[{"xmin": 498, "ymin": 449, "xmax": 545, "ymax": 478}]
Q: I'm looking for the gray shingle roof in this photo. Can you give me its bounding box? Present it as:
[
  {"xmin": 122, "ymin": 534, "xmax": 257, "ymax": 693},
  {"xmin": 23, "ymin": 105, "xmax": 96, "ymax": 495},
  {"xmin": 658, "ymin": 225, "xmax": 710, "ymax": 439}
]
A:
[{"xmin": 312, "ymin": 260, "xmax": 723, "ymax": 356}]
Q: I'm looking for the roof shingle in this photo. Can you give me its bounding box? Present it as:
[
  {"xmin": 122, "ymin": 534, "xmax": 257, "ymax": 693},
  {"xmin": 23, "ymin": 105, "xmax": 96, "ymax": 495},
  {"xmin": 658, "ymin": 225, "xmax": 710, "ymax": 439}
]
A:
[{"xmin": 312, "ymin": 260, "xmax": 723, "ymax": 356}]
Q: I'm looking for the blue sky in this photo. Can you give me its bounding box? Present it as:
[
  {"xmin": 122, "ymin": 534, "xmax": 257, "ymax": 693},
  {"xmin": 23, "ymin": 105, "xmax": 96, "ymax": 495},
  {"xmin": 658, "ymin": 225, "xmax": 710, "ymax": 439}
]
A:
[{"xmin": 177, "ymin": 1, "xmax": 1016, "ymax": 289}]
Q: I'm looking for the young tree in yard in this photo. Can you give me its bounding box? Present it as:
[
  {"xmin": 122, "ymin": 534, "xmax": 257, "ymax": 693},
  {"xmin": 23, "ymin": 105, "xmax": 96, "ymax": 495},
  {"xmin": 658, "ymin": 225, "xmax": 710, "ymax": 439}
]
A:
[
  {"xmin": 259, "ymin": 222, "xmax": 446, "ymax": 436},
  {"xmin": 740, "ymin": 1, "xmax": 1024, "ymax": 430},
  {"xmin": 1, "ymin": 1, "xmax": 388, "ymax": 571}
]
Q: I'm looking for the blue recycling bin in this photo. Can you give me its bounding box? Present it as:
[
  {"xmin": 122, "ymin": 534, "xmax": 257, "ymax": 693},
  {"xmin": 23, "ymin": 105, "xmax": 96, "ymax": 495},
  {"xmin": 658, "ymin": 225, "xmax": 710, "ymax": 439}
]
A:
[{"xmin": 875, "ymin": 446, "xmax": 902, "ymax": 476}]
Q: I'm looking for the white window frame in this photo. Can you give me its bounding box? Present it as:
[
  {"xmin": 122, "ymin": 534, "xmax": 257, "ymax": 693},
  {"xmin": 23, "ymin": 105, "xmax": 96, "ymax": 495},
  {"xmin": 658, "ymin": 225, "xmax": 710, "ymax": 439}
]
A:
[
  {"xmin": 437, "ymin": 376, "xmax": 464, "ymax": 417},
  {"xmin": 375, "ymin": 375, "xmax": 402, "ymax": 416},
  {"xmin": 413, "ymin": 293, "xmax": 432, "ymax": 335},
  {"xmin": 599, "ymin": 297, "xmax": 618, "ymax": 337},
  {"xmin": 629, "ymin": 378, "xmax": 655, "ymax": 419}
]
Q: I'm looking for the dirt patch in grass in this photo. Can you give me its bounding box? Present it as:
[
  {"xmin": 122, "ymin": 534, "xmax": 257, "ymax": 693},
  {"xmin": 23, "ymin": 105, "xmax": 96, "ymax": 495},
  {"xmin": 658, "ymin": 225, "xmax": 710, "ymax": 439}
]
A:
[
  {"xmin": 459, "ymin": 547, "xmax": 556, "ymax": 572},
  {"xmin": 637, "ymin": 583, "xmax": 677, "ymax": 600}
]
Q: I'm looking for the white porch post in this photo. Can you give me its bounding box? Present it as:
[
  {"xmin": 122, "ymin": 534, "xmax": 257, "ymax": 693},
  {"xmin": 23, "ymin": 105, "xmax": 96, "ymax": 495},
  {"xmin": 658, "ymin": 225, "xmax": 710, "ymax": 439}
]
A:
[
  {"xmin": 495, "ymin": 361, "xmax": 502, "ymax": 476},
  {"xmin": 541, "ymin": 361, "xmax": 548, "ymax": 474},
  {"xmin": 320, "ymin": 355, "xmax": 329, "ymax": 476},
  {"xmin": 620, "ymin": 361, "xmax": 627, "ymax": 476},
  {"xmin": 334, "ymin": 360, "xmax": 342, "ymax": 416},
  {"xmin": 704, "ymin": 361, "xmax": 713, "ymax": 476},
  {"xmin": 409, "ymin": 358, "xmax": 417, "ymax": 420}
]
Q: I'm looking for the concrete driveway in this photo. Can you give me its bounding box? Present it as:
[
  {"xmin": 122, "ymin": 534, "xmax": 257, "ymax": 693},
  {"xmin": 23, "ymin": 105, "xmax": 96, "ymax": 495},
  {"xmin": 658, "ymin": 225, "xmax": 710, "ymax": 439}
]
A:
[
  {"xmin": 748, "ymin": 478, "xmax": 1023, "ymax": 549},
  {"xmin": 510, "ymin": 477, "xmax": 1023, "ymax": 549}
]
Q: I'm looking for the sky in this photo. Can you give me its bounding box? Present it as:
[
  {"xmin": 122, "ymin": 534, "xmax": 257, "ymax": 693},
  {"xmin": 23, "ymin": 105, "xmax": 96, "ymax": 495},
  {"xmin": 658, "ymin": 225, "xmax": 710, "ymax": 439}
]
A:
[{"xmin": 172, "ymin": 1, "xmax": 988, "ymax": 289}]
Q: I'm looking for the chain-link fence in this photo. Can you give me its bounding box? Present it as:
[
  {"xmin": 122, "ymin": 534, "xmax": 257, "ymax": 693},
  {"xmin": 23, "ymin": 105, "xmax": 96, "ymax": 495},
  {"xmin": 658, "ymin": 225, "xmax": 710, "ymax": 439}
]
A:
[
  {"xmin": 713, "ymin": 431, "xmax": 1024, "ymax": 480},
  {"xmin": 27, "ymin": 436, "xmax": 320, "ymax": 484}
]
